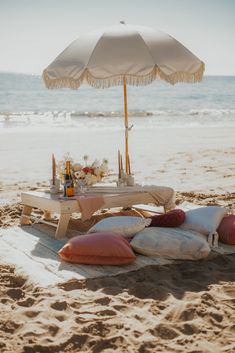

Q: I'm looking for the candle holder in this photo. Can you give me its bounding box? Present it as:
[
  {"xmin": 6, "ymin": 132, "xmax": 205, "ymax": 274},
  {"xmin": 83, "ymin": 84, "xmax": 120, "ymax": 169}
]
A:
[
  {"xmin": 127, "ymin": 174, "xmax": 135, "ymax": 186},
  {"xmin": 50, "ymin": 178, "xmax": 60, "ymax": 194}
]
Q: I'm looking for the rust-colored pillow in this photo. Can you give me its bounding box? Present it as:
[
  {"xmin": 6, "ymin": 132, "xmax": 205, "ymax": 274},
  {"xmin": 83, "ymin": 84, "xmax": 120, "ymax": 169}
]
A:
[
  {"xmin": 58, "ymin": 232, "xmax": 136, "ymax": 265},
  {"xmin": 149, "ymin": 209, "xmax": 186, "ymax": 227},
  {"xmin": 217, "ymin": 215, "xmax": 235, "ymax": 245}
]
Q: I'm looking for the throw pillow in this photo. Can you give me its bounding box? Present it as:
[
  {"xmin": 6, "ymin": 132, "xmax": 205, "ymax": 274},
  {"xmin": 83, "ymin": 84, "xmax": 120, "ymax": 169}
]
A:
[
  {"xmin": 180, "ymin": 206, "xmax": 228, "ymax": 236},
  {"xmin": 130, "ymin": 227, "xmax": 211, "ymax": 260},
  {"xmin": 217, "ymin": 215, "xmax": 235, "ymax": 245},
  {"xmin": 88, "ymin": 216, "xmax": 151, "ymax": 238},
  {"xmin": 149, "ymin": 209, "xmax": 185, "ymax": 227},
  {"xmin": 58, "ymin": 232, "xmax": 136, "ymax": 265}
]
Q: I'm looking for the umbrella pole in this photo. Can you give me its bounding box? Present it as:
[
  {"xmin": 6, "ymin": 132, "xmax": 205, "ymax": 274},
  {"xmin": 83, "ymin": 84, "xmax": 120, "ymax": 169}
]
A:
[{"xmin": 123, "ymin": 77, "xmax": 129, "ymax": 174}]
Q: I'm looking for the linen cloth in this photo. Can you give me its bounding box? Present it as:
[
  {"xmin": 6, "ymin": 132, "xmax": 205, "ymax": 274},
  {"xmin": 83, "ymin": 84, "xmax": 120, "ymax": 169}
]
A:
[
  {"xmin": 76, "ymin": 194, "xmax": 105, "ymax": 221},
  {"xmin": 86, "ymin": 185, "xmax": 175, "ymax": 212}
]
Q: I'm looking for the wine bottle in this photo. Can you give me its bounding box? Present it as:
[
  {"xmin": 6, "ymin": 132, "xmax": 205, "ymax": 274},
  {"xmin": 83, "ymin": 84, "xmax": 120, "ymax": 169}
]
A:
[{"xmin": 63, "ymin": 161, "xmax": 75, "ymax": 197}]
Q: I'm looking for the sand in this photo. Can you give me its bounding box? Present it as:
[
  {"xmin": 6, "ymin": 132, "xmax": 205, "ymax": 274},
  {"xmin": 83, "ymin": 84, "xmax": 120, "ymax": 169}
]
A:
[
  {"xmin": 0, "ymin": 125, "xmax": 235, "ymax": 193},
  {"xmin": 0, "ymin": 124, "xmax": 235, "ymax": 352},
  {"xmin": 0, "ymin": 187, "xmax": 235, "ymax": 353},
  {"xmin": 0, "ymin": 252, "xmax": 235, "ymax": 353}
]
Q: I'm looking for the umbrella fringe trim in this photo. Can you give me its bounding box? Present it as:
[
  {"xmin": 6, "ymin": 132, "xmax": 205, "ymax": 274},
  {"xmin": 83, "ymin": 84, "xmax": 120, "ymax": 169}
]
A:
[{"xmin": 43, "ymin": 62, "xmax": 205, "ymax": 89}]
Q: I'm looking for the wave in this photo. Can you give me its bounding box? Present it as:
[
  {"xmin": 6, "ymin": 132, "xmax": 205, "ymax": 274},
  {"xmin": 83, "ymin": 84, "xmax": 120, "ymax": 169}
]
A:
[
  {"xmin": 1, "ymin": 109, "xmax": 235, "ymax": 132},
  {"xmin": 1, "ymin": 108, "xmax": 235, "ymax": 119}
]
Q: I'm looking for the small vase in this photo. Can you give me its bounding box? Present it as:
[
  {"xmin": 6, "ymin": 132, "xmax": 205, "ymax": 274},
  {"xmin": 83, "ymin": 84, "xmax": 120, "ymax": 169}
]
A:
[
  {"xmin": 50, "ymin": 179, "xmax": 60, "ymax": 194},
  {"xmin": 77, "ymin": 179, "xmax": 87, "ymax": 193},
  {"xmin": 127, "ymin": 174, "xmax": 135, "ymax": 186}
]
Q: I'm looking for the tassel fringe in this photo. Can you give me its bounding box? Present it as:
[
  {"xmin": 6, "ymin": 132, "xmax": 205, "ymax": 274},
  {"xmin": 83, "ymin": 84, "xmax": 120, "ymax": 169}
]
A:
[
  {"xmin": 43, "ymin": 62, "xmax": 205, "ymax": 90},
  {"xmin": 207, "ymin": 231, "xmax": 219, "ymax": 249}
]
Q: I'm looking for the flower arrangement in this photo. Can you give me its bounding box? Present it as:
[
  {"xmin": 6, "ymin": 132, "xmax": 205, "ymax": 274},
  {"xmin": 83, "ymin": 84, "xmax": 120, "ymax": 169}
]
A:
[{"xmin": 58, "ymin": 153, "xmax": 109, "ymax": 187}]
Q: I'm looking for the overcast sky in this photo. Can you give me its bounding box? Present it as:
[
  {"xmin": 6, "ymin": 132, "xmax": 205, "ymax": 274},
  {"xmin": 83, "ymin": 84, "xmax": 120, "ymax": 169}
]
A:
[{"xmin": 0, "ymin": 0, "xmax": 234, "ymax": 75}]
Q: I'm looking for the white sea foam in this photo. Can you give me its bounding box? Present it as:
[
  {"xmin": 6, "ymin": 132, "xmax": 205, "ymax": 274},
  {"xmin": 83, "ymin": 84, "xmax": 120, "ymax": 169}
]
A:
[{"xmin": 1, "ymin": 108, "xmax": 235, "ymax": 133}]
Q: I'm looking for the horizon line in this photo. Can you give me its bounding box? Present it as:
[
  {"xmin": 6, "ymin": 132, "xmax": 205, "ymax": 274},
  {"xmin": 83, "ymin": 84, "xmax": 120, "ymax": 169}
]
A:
[{"xmin": 0, "ymin": 70, "xmax": 235, "ymax": 78}]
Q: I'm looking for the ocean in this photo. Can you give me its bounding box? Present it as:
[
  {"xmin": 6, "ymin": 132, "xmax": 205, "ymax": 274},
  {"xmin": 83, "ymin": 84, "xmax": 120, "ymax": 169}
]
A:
[{"xmin": 0, "ymin": 72, "xmax": 235, "ymax": 131}]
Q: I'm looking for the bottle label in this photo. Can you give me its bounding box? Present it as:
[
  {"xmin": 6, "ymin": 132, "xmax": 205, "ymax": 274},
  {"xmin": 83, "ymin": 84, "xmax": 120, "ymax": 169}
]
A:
[
  {"xmin": 66, "ymin": 186, "xmax": 75, "ymax": 197},
  {"xmin": 64, "ymin": 180, "xmax": 74, "ymax": 197}
]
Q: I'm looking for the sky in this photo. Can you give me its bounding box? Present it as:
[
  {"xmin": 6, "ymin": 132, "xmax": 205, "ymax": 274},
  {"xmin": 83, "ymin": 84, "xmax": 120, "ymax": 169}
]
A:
[{"xmin": 0, "ymin": 0, "xmax": 234, "ymax": 76}]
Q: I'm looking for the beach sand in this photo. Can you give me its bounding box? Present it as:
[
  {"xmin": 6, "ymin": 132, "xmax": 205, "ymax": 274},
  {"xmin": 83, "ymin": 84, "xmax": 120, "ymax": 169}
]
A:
[
  {"xmin": 0, "ymin": 248, "xmax": 235, "ymax": 353},
  {"xmin": 0, "ymin": 125, "xmax": 235, "ymax": 193},
  {"xmin": 0, "ymin": 124, "xmax": 235, "ymax": 352}
]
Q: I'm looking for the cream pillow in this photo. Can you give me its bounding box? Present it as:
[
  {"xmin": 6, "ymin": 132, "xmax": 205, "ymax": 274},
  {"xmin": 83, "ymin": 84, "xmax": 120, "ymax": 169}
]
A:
[
  {"xmin": 88, "ymin": 216, "xmax": 151, "ymax": 238},
  {"xmin": 130, "ymin": 227, "xmax": 211, "ymax": 260},
  {"xmin": 180, "ymin": 206, "xmax": 228, "ymax": 235}
]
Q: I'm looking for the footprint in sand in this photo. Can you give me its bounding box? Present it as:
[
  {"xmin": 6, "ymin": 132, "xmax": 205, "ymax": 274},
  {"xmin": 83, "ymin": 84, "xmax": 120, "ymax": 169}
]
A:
[
  {"xmin": 178, "ymin": 307, "xmax": 197, "ymax": 322},
  {"xmin": 90, "ymin": 335, "xmax": 127, "ymax": 353},
  {"xmin": 23, "ymin": 333, "xmax": 89, "ymax": 353},
  {"xmin": 76, "ymin": 309, "xmax": 116, "ymax": 323},
  {"xmin": 17, "ymin": 297, "xmax": 35, "ymax": 307},
  {"xmin": 6, "ymin": 288, "xmax": 24, "ymax": 300},
  {"xmin": 150, "ymin": 323, "xmax": 179, "ymax": 339},
  {"xmin": 0, "ymin": 320, "xmax": 21, "ymax": 334},
  {"xmin": 23, "ymin": 310, "xmax": 40, "ymax": 319},
  {"xmin": 4, "ymin": 273, "xmax": 26, "ymax": 288},
  {"xmin": 112, "ymin": 304, "xmax": 128, "ymax": 312},
  {"xmin": 46, "ymin": 324, "xmax": 60, "ymax": 337},
  {"xmin": 55, "ymin": 315, "xmax": 67, "ymax": 322},
  {"xmin": 229, "ymin": 324, "xmax": 235, "ymax": 333},
  {"xmin": 176, "ymin": 322, "xmax": 199, "ymax": 335},
  {"xmin": 94, "ymin": 297, "xmax": 111, "ymax": 306},
  {"xmin": 82, "ymin": 321, "xmax": 109, "ymax": 336},
  {"xmin": 50, "ymin": 301, "xmax": 68, "ymax": 311},
  {"xmin": 209, "ymin": 311, "xmax": 223, "ymax": 323},
  {"xmin": 98, "ymin": 309, "xmax": 116, "ymax": 317}
]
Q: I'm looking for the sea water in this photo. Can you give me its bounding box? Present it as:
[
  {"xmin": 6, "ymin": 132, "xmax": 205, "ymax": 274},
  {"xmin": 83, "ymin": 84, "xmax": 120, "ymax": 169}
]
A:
[{"xmin": 0, "ymin": 72, "xmax": 235, "ymax": 132}]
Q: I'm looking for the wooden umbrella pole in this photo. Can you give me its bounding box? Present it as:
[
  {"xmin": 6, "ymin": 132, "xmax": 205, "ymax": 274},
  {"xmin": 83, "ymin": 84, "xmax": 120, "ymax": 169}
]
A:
[{"xmin": 123, "ymin": 77, "xmax": 129, "ymax": 174}]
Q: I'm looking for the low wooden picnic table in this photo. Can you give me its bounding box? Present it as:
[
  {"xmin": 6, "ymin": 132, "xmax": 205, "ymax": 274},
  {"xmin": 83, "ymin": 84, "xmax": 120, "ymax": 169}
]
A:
[{"xmin": 20, "ymin": 185, "xmax": 175, "ymax": 239}]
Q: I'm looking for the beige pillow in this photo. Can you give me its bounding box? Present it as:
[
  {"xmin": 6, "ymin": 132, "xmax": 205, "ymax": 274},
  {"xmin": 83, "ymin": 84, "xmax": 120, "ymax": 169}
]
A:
[
  {"xmin": 88, "ymin": 216, "xmax": 151, "ymax": 238},
  {"xmin": 180, "ymin": 206, "xmax": 228, "ymax": 235},
  {"xmin": 130, "ymin": 227, "xmax": 211, "ymax": 260}
]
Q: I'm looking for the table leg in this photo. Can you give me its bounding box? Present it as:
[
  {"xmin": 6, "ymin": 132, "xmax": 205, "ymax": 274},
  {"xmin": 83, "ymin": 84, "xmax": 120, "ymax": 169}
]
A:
[
  {"xmin": 55, "ymin": 213, "xmax": 71, "ymax": 239},
  {"xmin": 20, "ymin": 205, "xmax": 33, "ymax": 225}
]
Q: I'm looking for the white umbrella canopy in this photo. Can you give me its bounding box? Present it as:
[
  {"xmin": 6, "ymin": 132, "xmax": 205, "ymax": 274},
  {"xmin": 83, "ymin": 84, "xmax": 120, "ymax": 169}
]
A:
[{"xmin": 43, "ymin": 22, "xmax": 205, "ymax": 172}]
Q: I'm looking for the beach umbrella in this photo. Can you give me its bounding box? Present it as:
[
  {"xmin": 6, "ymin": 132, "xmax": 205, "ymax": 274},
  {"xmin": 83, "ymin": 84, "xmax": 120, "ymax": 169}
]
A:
[{"xmin": 43, "ymin": 22, "xmax": 204, "ymax": 173}]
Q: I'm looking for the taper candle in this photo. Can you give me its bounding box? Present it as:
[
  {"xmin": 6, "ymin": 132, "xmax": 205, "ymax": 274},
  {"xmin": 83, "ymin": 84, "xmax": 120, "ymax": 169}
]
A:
[
  {"xmin": 128, "ymin": 154, "xmax": 131, "ymax": 175},
  {"xmin": 118, "ymin": 150, "xmax": 121, "ymax": 179},
  {"xmin": 120, "ymin": 154, "xmax": 123, "ymax": 171},
  {"xmin": 52, "ymin": 154, "xmax": 56, "ymax": 185}
]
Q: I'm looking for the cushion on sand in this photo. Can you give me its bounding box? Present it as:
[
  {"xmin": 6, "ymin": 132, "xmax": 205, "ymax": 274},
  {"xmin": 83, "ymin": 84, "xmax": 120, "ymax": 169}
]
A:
[
  {"xmin": 217, "ymin": 215, "xmax": 235, "ymax": 245},
  {"xmin": 58, "ymin": 232, "xmax": 136, "ymax": 265},
  {"xmin": 130, "ymin": 227, "xmax": 211, "ymax": 260},
  {"xmin": 180, "ymin": 206, "xmax": 228, "ymax": 236},
  {"xmin": 149, "ymin": 209, "xmax": 185, "ymax": 227},
  {"xmin": 88, "ymin": 216, "xmax": 151, "ymax": 238}
]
